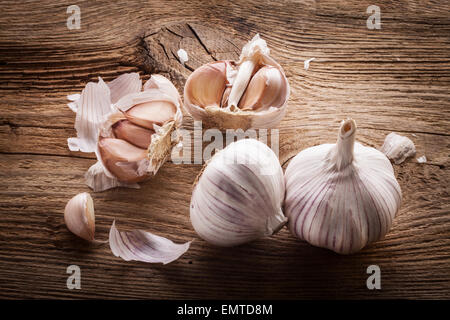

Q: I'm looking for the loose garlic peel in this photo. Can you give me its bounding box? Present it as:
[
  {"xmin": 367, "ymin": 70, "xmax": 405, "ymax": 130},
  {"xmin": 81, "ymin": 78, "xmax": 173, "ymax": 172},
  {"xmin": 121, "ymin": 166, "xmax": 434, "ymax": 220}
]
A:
[
  {"xmin": 190, "ymin": 139, "xmax": 287, "ymax": 247},
  {"xmin": 183, "ymin": 34, "xmax": 290, "ymax": 130},
  {"xmin": 285, "ymin": 119, "xmax": 402, "ymax": 254},
  {"xmin": 67, "ymin": 73, "xmax": 182, "ymax": 191}
]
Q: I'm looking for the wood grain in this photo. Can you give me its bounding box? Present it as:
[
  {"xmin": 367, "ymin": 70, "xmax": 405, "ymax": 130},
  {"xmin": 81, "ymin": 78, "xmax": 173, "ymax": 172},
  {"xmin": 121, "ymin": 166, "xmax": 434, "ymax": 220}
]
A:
[{"xmin": 0, "ymin": 0, "xmax": 449, "ymax": 299}]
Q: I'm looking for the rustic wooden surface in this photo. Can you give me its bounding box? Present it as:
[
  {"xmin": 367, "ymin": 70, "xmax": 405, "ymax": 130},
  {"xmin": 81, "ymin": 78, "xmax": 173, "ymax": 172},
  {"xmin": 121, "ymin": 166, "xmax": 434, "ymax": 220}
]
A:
[{"xmin": 0, "ymin": 0, "xmax": 449, "ymax": 299}]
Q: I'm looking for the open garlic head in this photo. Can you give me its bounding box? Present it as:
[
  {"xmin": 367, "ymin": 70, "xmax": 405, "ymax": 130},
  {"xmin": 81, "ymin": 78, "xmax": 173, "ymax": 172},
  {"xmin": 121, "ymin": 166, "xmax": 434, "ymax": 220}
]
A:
[
  {"xmin": 285, "ymin": 119, "xmax": 402, "ymax": 254},
  {"xmin": 67, "ymin": 73, "xmax": 182, "ymax": 192},
  {"xmin": 184, "ymin": 34, "xmax": 290, "ymax": 130},
  {"xmin": 190, "ymin": 138, "xmax": 287, "ymax": 246}
]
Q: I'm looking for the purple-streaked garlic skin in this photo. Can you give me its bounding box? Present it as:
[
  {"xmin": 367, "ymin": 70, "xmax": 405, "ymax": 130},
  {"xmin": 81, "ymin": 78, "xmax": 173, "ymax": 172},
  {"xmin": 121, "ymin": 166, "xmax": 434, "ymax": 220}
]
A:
[
  {"xmin": 284, "ymin": 119, "xmax": 402, "ymax": 254},
  {"xmin": 109, "ymin": 221, "xmax": 191, "ymax": 264},
  {"xmin": 190, "ymin": 139, "xmax": 287, "ymax": 247},
  {"xmin": 183, "ymin": 35, "xmax": 290, "ymax": 130}
]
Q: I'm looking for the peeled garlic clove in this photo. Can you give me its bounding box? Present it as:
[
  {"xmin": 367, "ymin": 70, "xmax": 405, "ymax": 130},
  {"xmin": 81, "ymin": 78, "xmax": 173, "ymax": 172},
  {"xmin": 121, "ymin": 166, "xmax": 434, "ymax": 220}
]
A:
[
  {"xmin": 380, "ymin": 132, "xmax": 416, "ymax": 164},
  {"xmin": 285, "ymin": 119, "xmax": 402, "ymax": 254},
  {"xmin": 184, "ymin": 61, "xmax": 228, "ymax": 109},
  {"xmin": 64, "ymin": 192, "xmax": 95, "ymax": 241},
  {"xmin": 98, "ymin": 137, "xmax": 149, "ymax": 183},
  {"xmin": 238, "ymin": 66, "xmax": 288, "ymax": 111},
  {"xmin": 125, "ymin": 100, "xmax": 177, "ymax": 129},
  {"xmin": 183, "ymin": 35, "xmax": 290, "ymax": 130},
  {"xmin": 190, "ymin": 139, "xmax": 287, "ymax": 247},
  {"xmin": 112, "ymin": 120, "xmax": 154, "ymax": 149}
]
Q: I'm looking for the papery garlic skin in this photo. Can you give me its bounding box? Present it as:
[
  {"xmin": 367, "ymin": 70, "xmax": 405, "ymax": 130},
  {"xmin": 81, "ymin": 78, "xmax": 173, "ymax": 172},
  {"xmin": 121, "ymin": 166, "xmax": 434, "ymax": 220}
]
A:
[
  {"xmin": 64, "ymin": 192, "xmax": 95, "ymax": 241},
  {"xmin": 380, "ymin": 132, "xmax": 416, "ymax": 164},
  {"xmin": 285, "ymin": 119, "xmax": 402, "ymax": 254},
  {"xmin": 190, "ymin": 139, "xmax": 287, "ymax": 247},
  {"xmin": 183, "ymin": 35, "xmax": 290, "ymax": 130}
]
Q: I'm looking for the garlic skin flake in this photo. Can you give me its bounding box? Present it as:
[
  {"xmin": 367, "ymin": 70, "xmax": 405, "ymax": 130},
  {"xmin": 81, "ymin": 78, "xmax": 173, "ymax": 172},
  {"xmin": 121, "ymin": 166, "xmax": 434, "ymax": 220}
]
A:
[
  {"xmin": 109, "ymin": 221, "xmax": 191, "ymax": 264},
  {"xmin": 64, "ymin": 192, "xmax": 96, "ymax": 241},
  {"xmin": 67, "ymin": 73, "xmax": 183, "ymax": 191},
  {"xmin": 183, "ymin": 34, "xmax": 290, "ymax": 130},
  {"xmin": 190, "ymin": 139, "xmax": 287, "ymax": 247},
  {"xmin": 285, "ymin": 119, "xmax": 402, "ymax": 254},
  {"xmin": 380, "ymin": 132, "xmax": 416, "ymax": 164}
]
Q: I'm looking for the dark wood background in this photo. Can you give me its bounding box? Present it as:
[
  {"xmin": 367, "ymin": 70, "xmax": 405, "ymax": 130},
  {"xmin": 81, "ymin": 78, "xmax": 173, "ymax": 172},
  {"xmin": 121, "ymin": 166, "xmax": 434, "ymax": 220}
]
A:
[{"xmin": 0, "ymin": 0, "xmax": 449, "ymax": 299}]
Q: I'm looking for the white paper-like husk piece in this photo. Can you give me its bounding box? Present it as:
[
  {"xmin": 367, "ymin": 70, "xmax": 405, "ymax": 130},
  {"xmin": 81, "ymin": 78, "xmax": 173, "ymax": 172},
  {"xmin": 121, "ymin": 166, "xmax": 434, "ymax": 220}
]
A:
[
  {"xmin": 190, "ymin": 139, "xmax": 287, "ymax": 247},
  {"xmin": 304, "ymin": 58, "xmax": 315, "ymax": 70},
  {"xmin": 108, "ymin": 72, "xmax": 142, "ymax": 104},
  {"xmin": 417, "ymin": 155, "xmax": 427, "ymax": 163},
  {"xmin": 67, "ymin": 77, "xmax": 113, "ymax": 153},
  {"xmin": 85, "ymin": 161, "xmax": 140, "ymax": 192},
  {"xmin": 109, "ymin": 221, "xmax": 191, "ymax": 264},
  {"xmin": 285, "ymin": 119, "xmax": 402, "ymax": 254},
  {"xmin": 177, "ymin": 48, "xmax": 188, "ymax": 64},
  {"xmin": 380, "ymin": 132, "xmax": 416, "ymax": 164}
]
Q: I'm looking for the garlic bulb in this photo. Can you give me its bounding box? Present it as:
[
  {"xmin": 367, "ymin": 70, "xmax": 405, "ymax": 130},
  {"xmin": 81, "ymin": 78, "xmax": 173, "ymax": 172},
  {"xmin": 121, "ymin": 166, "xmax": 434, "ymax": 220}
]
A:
[
  {"xmin": 190, "ymin": 138, "xmax": 287, "ymax": 246},
  {"xmin": 64, "ymin": 192, "xmax": 95, "ymax": 241},
  {"xmin": 285, "ymin": 119, "xmax": 402, "ymax": 254},
  {"xmin": 67, "ymin": 73, "xmax": 182, "ymax": 191},
  {"xmin": 183, "ymin": 34, "xmax": 290, "ymax": 130}
]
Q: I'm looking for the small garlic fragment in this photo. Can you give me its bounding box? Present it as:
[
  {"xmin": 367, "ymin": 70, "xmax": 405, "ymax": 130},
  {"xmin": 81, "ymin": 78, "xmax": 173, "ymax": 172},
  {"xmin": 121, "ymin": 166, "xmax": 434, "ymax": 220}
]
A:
[
  {"xmin": 417, "ymin": 155, "xmax": 427, "ymax": 163},
  {"xmin": 304, "ymin": 58, "xmax": 315, "ymax": 70},
  {"xmin": 380, "ymin": 132, "xmax": 416, "ymax": 164},
  {"xmin": 285, "ymin": 119, "xmax": 402, "ymax": 254},
  {"xmin": 64, "ymin": 192, "xmax": 95, "ymax": 241},
  {"xmin": 183, "ymin": 34, "xmax": 289, "ymax": 130},
  {"xmin": 190, "ymin": 139, "xmax": 287, "ymax": 247},
  {"xmin": 177, "ymin": 48, "xmax": 189, "ymax": 64}
]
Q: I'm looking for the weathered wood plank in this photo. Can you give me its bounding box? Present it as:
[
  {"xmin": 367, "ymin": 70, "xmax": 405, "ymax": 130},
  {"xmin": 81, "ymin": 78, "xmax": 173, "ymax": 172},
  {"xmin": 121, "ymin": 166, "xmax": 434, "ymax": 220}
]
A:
[{"xmin": 0, "ymin": 0, "xmax": 449, "ymax": 299}]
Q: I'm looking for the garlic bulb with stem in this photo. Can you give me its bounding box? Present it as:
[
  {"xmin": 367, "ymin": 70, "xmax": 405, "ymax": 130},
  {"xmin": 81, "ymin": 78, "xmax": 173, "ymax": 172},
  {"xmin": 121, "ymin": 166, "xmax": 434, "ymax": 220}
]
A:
[
  {"xmin": 190, "ymin": 138, "xmax": 287, "ymax": 247},
  {"xmin": 183, "ymin": 34, "xmax": 290, "ymax": 130},
  {"xmin": 284, "ymin": 119, "xmax": 402, "ymax": 254},
  {"xmin": 67, "ymin": 73, "xmax": 183, "ymax": 191},
  {"xmin": 64, "ymin": 192, "xmax": 96, "ymax": 241}
]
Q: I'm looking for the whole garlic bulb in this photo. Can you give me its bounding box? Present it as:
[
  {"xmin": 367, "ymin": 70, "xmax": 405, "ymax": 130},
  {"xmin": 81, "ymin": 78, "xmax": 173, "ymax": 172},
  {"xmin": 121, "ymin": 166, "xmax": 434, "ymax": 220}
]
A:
[
  {"xmin": 190, "ymin": 139, "xmax": 287, "ymax": 246},
  {"xmin": 183, "ymin": 34, "xmax": 290, "ymax": 130},
  {"xmin": 285, "ymin": 119, "xmax": 402, "ymax": 254}
]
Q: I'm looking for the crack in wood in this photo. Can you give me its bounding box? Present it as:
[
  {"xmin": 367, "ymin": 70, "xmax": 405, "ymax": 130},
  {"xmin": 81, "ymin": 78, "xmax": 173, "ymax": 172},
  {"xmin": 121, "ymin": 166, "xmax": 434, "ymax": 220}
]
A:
[{"xmin": 187, "ymin": 23, "xmax": 217, "ymax": 61}]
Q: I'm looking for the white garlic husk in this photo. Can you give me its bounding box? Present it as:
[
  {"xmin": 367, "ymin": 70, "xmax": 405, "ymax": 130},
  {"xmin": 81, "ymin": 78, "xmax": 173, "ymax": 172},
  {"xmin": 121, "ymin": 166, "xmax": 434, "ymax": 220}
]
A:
[
  {"xmin": 67, "ymin": 73, "xmax": 183, "ymax": 191},
  {"xmin": 64, "ymin": 192, "xmax": 96, "ymax": 241},
  {"xmin": 183, "ymin": 34, "xmax": 290, "ymax": 130},
  {"xmin": 285, "ymin": 119, "xmax": 402, "ymax": 254},
  {"xmin": 190, "ymin": 139, "xmax": 287, "ymax": 246}
]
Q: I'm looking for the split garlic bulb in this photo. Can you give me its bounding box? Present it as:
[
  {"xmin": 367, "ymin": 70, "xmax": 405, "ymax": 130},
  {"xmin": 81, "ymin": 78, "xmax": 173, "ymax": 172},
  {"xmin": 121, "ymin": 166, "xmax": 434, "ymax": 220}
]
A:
[
  {"xmin": 67, "ymin": 73, "xmax": 182, "ymax": 191},
  {"xmin": 190, "ymin": 139, "xmax": 287, "ymax": 246},
  {"xmin": 183, "ymin": 34, "xmax": 290, "ymax": 130},
  {"xmin": 285, "ymin": 119, "xmax": 402, "ymax": 254}
]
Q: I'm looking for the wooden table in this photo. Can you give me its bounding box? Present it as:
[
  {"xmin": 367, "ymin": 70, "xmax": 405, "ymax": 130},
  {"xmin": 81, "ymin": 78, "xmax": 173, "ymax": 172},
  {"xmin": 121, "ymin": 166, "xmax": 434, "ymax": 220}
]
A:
[{"xmin": 0, "ymin": 0, "xmax": 449, "ymax": 299}]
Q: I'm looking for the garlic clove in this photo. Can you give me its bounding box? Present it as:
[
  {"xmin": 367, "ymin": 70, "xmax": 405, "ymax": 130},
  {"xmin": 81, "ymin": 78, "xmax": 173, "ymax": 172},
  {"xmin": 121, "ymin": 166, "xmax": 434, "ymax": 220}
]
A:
[
  {"xmin": 64, "ymin": 192, "xmax": 95, "ymax": 241},
  {"xmin": 125, "ymin": 100, "xmax": 177, "ymax": 129},
  {"xmin": 238, "ymin": 66, "xmax": 288, "ymax": 111},
  {"xmin": 112, "ymin": 120, "xmax": 154, "ymax": 149},
  {"xmin": 285, "ymin": 119, "xmax": 402, "ymax": 254},
  {"xmin": 184, "ymin": 61, "xmax": 228, "ymax": 109},
  {"xmin": 97, "ymin": 137, "xmax": 149, "ymax": 183}
]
